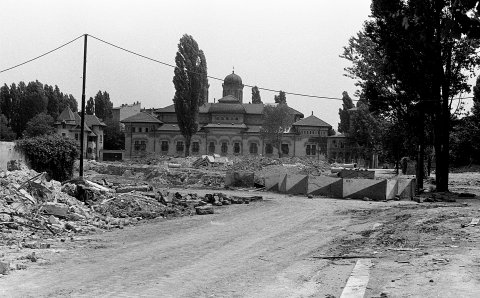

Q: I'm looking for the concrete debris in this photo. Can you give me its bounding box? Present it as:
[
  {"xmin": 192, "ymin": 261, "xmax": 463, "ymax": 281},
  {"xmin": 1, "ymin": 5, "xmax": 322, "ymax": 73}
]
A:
[{"xmin": 1, "ymin": 164, "xmax": 263, "ymax": 272}]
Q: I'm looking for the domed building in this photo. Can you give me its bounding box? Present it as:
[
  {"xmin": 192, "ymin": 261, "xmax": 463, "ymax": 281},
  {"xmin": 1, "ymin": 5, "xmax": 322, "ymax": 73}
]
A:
[
  {"xmin": 222, "ymin": 71, "xmax": 244, "ymax": 102},
  {"xmin": 122, "ymin": 72, "xmax": 335, "ymax": 159}
]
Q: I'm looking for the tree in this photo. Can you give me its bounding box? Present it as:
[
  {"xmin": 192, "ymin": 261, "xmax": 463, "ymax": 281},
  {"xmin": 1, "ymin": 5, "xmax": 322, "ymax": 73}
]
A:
[
  {"xmin": 0, "ymin": 114, "xmax": 15, "ymax": 141},
  {"xmin": 86, "ymin": 97, "xmax": 95, "ymax": 115},
  {"xmin": 172, "ymin": 34, "xmax": 208, "ymax": 157},
  {"xmin": 261, "ymin": 104, "xmax": 294, "ymax": 157},
  {"xmin": 23, "ymin": 112, "xmax": 55, "ymax": 138},
  {"xmin": 0, "ymin": 84, "xmax": 12, "ymax": 122},
  {"xmin": 15, "ymin": 134, "xmax": 78, "ymax": 181},
  {"xmin": 274, "ymin": 91, "xmax": 286, "ymax": 104},
  {"xmin": 338, "ymin": 91, "xmax": 355, "ymax": 133},
  {"xmin": 94, "ymin": 91, "xmax": 113, "ymax": 120},
  {"xmin": 348, "ymin": 100, "xmax": 385, "ymax": 166},
  {"xmin": 103, "ymin": 118, "xmax": 125, "ymax": 150},
  {"xmin": 344, "ymin": 1, "xmax": 480, "ymax": 191},
  {"xmin": 252, "ymin": 86, "xmax": 262, "ymax": 104},
  {"xmin": 44, "ymin": 84, "xmax": 59, "ymax": 120}
]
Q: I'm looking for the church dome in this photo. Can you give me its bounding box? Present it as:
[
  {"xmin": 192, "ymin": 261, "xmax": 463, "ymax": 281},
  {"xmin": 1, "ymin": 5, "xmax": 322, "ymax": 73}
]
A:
[{"xmin": 224, "ymin": 71, "xmax": 242, "ymax": 85}]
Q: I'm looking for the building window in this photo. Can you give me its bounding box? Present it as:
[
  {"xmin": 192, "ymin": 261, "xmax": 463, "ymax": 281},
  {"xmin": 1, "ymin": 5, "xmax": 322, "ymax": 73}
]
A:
[
  {"xmin": 145, "ymin": 127, "xmax": 149, "ymax": 133},
  {"xmin": 131, "ymin": 127, "xmax": 136, "ymax": 133},
  {"xmin": 233, "ymin": 142, "xmax": 240, "ymax": 154},
  {"xmin": 340, "ymin": 141, "xmax": 345, "ymax": 148},
  {"xmin": 134, "ymin": 140, "xmax": 146, "ymax": 151},
  {"xmin": 249, "ymin": 143, "xmax": 258, "ymax": 154},
  {"xmin": 306, "ymin": 145, "xmax": 316, "ymax": 156},
  {"xmin": 75, "ymin": 133, "xmax": 79, "ymax": 140},
  {"xmin": 208, "ymin": 142, "xmax": 215, "ymax": 154},
  {"xmin": 265, "ymin": 144, "xmax": 273, "ymax": 154},
  {"xmin": 281, "ymin": 144, "xmax": 289, "ymax": 155},
  {"xmin": 176, "ymin": 141, "xmax": 184, "ymax": 153},
  {"xmin": 100, "ymin": 135, "xmax": 103, "ymax": 143},
  {"xmin": 221, "ymin": 142, "xmax": 228, "ymax": 154},
  {"xmin": 139, "ymin": 127, "xmax": 142, "ymax": 133},
  {"xmin": 161, "ymin": 141, "xmax": 169, "ymax": 152},
  {"xmin": 192, "ymin": 142, "xmax": 199, "ymax": 153}
]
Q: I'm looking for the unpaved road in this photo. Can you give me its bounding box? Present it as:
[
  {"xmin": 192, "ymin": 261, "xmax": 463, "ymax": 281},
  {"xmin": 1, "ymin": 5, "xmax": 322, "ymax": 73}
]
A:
[
  {"xmin": 1, "ymin": 191, "xmax": 480, "ymax": 297},
  {"xmin": 0, "ymin": 193, "xmax": 368, "ymax": 297}
]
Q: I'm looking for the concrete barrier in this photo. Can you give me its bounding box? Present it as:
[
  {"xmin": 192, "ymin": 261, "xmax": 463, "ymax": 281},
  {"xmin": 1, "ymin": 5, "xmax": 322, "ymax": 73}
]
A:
[
  {"xmin": 386, "ymin": 179, "xmax": 398, "ymax": 200},
  {"xmin": 264, "ymin": 174, "xmax": 283, "ymax": 192},
  {"xmin": 264, "ymin": 173, "xmax": 416, "ymax": 200},
  {"xmin": 284, "ymin": 174, "xmax": 308, "ymax": 195},
  {"xmin": 397, "ymin": 178, "xmax": 416, "ymax": 199},
  {"xmin": 307, "ymin": 176, "xmax": 343, "ymax": 198},
  {"xmin": 343, "ymin": 178, "xmax": 387, "ymax": 201},
  {"xmin": 339, "ymin": 169, "xmax": 375, "ymax": 179}
]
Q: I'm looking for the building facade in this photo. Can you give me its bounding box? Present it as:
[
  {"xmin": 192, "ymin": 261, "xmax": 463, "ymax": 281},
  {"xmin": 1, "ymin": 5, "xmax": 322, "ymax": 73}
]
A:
[
  {"xmin": 122, "ymin": 72, "xmax": 334, "ymax": 159},
  {"xmin": 54, "ymin": 106, "xmax": 106, "ymax": 159}
]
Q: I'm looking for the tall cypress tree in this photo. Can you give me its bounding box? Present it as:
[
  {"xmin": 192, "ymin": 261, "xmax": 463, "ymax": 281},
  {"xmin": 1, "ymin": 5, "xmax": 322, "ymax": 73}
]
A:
[{"xmin": 172, "ymin": 34, "xmax": 208, "ymax": 156}]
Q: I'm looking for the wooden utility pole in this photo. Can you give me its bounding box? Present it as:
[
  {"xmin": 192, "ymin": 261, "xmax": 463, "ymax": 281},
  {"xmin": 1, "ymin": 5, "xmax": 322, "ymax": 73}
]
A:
[{"xmin": 79, "ymin": 34, "xmax": 88, "ymax": 177}]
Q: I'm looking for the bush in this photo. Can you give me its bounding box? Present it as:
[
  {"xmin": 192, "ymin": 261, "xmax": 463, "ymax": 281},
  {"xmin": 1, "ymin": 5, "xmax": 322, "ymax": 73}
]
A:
[{"xmin": 15, "ymin": 134, "xmax": 78, "ymax": 181}]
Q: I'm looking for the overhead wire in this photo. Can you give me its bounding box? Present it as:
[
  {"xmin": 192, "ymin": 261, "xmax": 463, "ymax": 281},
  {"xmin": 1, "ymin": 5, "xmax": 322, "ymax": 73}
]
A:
[
  {"xmin": 0, "ymin": 35, "xmax": 84, "ymax": 74},
  {"xmin": 0, "ymin": 33, "xmax": 476, "ymax": 103}
]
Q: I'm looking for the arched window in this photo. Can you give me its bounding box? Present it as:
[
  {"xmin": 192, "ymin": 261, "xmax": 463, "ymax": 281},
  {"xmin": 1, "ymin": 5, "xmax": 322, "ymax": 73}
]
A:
[{"xmin": 249, "ymin": 143, "xmax": 258, "ymax": 154}]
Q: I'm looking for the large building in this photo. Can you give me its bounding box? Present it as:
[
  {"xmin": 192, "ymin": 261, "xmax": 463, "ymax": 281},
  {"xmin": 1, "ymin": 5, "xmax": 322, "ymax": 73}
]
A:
[
  {"xmin": 54, "ymin": 106, "xmax": 106, "ymax": 160},
  {"xmin": 122, "ymin": 72, "xmax": 334, "ymax": 159}
]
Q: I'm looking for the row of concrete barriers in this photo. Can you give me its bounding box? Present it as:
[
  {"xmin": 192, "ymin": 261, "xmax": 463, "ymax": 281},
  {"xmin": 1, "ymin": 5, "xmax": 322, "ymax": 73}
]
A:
[{"xmin": 265, "ymin": 174, "xmax": 416, "ymax": 201}]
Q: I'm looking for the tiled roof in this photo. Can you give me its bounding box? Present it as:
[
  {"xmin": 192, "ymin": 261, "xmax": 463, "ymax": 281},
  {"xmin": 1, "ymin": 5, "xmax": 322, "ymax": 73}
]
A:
[
  {"xmin": 293, "ymin": 115, "xmax": 331, "ymax": 127},
  {"xmin": 84, "ymin": 114, "xmax": 107, "ymax": 127},
  {"xmin": 57, "ymin": 106, "xmax": 76, "ymax": 122},
  {"xmin": 217, "ymin": 95, "xmax": 240, "ymax": 103},
  {"xmin": 156, "ymin": 104, "xmax": 176, "ymax": 113},
  {"xmin": 208, "ymin": 103, "xmax": 246, "ymax": 114},
  {"xmin": 121, "ymin": 112, "xmax": 162, "ymax": 123},
  {"xmin": 157, "ymin": 123, "xmax": 180, "ymax": 131}
]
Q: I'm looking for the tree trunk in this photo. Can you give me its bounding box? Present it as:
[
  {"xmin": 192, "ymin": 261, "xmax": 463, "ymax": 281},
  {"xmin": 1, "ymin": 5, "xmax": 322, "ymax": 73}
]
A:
[
  {"xmin": 185, "ymin": 135, "xmax": 191, "ymax": 157},
  {"xmin": 416, "ymin": 108, "xmax": 425, "ymax": 192}
]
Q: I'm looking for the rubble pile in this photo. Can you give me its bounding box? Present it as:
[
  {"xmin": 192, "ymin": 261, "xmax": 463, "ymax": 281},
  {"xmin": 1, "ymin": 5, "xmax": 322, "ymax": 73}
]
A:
[{"xmin": 228, "ymin": 156, "xmax": 330, "ymax": 179}]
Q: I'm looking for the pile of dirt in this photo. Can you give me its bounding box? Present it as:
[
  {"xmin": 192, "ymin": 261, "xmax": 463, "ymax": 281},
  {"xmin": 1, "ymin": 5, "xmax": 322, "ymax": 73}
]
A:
[{"xmin": 328, "ymin": 202, "xmax": 478, "ymax": 257}]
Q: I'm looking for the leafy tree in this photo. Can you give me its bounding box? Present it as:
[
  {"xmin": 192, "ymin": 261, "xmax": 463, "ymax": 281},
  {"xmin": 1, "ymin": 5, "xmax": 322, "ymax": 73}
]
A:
[
  {"xmin": 348, "ymin": 100, "xmax": 385, "ymax": 166},
  {"xmin": 344, "ymin": 1, "xmax": 480, "ymax": 191},
  {"xmin": 23, "ymin": 112, "xmax": 55, "ymax": 138},
  {"xmin": 172, "ymin": 34, "xmax": 208, "ymax": 156},
  {"xmin": 261, "ymin": 104, "xmax": 294, "ymax": 157},
  {"xmin": 86, "ymin": 97, "xmax": 95, "ymax": 115},
  {"xmin": 252, "ymin": 86, "xmax": 262, "ymax": 104},
  {"xmin": 338, "ymin": 91, "xmax": 355, "ymax": 133},
  {"xmin": 16, "ymin": 134, "xmax": 78, "ymax": 181},
  {"xmin": 0, "ymin": 84, "xmax": 12, "ymax": 122},
  {"xmin": 44, "ymin": 84, "xmax": 59, "ymax": 120},
  {"xmin": 274, "ymin": 91, "xmax": 286, "ymax": 104},
  {"xmin": 103, "ymin": 118, "xmax": 125, "ymax": 150},
  {"xmin": 94, "ymin": 91, "xmax": 113, "ymax": 120},
  {"xmin": 0, "ymin": 114, "xmax": 15, "ymax": 141}
]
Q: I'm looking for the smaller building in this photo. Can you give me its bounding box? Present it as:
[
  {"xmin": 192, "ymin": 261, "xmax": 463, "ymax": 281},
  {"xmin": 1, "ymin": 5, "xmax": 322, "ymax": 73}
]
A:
[
  {"xmin": 112, "ymin": 101, "xmax": 142, "ymax": 130},
  {"xmin": 54, "ymin": 106, "xmax": 106, "ymax": 160},
  {"xmin": 121, "ymin": 111, "xmax": 163, "ymax": 158}
]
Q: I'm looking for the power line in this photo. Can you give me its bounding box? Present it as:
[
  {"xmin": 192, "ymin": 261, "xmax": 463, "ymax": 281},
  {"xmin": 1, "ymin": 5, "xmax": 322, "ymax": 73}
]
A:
[
  {"xmin": 89, "ymin": 34, "xmax": 347, "ymax": 101},
  {"xmin": 0, "ymin": 35, "xmax": 84, "ymax": 74},
  {"xmin": 0, "ymin": 33, "xmax": 476, "ymax": 103}
]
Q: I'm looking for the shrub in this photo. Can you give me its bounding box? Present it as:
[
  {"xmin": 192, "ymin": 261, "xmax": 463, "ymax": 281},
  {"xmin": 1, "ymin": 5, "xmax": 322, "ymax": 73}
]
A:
[{"xmin": 15, "ymin": 134, "xmax": 78, "ymax": 181}]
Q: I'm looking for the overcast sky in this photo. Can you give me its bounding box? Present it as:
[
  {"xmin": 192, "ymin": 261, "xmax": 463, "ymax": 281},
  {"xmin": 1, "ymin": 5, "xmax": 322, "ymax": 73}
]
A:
[{"xmin": 0, "ymin": 0, "xmax": 373, "ymax": 128}]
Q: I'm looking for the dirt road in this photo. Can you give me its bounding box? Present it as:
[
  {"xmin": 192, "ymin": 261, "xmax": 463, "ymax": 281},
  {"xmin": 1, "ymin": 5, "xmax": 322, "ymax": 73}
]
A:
[
  {"xmin": 0, "ymin": 193, "xmax": 374, "ymax": 298},
  {"xmin": 1, "ymin": 191, "xmax": 480, "ymax": 297}
]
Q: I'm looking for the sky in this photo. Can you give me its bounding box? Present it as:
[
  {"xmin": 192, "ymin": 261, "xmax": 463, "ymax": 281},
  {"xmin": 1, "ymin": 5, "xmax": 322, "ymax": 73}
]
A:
[{"xmin": 0, "ymin": 0, "xmax": 374, "ymax": 128}]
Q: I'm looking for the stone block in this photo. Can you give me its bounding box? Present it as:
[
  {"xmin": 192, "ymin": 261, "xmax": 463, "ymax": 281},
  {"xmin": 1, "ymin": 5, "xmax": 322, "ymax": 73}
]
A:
[
  {"xmin": 284, "ymin": 174, "xmax": 308, "ymax": 195},
  {"xmin": 342, "ymin": 179, "xmax": 387, "ymax": 201},
  {"xmin": 195, "ymin": 205, "xmax": 214, "ymax": 215},
  {"xmin": 397, "ymin": 178, "xmax": 416, "ymax": 200},
  {"xmin": 386, "ymin": 179, "xmax": 398, "ymax": 200},
  {"xmin": 42, "ymin": 202, "xmax": 68, "ymax": 218},
  {"xmin": 264, "ymin": 174, "xmax": 284, "ymax": 192},
  {"xmin": 307, "ymin": 176, "xmax": 343, "ymax": 198},
  {"xmin": 0, "ymin": 261, "xmax": 10, "ymax": 275}
]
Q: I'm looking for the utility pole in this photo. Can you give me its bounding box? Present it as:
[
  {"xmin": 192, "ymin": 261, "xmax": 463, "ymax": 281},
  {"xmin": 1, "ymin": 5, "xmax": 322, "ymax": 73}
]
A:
[{"xmin": 79, "ymin": 34, "xmax": 88, "ymax": 178}]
